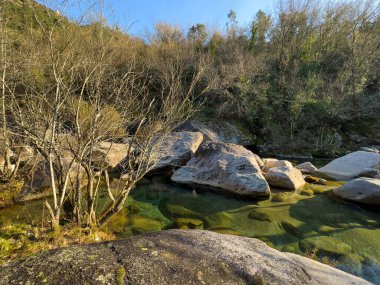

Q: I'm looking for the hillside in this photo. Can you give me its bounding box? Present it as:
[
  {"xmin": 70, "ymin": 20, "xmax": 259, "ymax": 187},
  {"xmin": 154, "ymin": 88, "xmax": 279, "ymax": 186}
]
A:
[{"xmin": 1, "ymin": 0, "xmax": 69, "ymax": 36}]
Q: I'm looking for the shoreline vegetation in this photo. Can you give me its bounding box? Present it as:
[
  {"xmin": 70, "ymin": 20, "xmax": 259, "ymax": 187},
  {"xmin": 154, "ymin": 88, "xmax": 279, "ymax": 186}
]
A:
[{"xmin": 0, "ymin": 0, "xmax": 379, "ymax": 284}]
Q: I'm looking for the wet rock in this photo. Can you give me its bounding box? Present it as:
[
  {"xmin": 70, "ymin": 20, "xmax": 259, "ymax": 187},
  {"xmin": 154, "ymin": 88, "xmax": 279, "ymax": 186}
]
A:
[
  {"xmin": 265, "ymin": 166, "xmax": 306, "ymax": 189},
  {"xmin": 0, "ymin": 230, "xmax": 370, "ymax": 285},
  {"xmin": 171, "ymin": 142, "xmax": 270, "ymax": 197},
  {"xmin": 315, "ymin": 151, "xmax": 380, "ymax": 180},
  {"xmin": 296, "ymin": 162, "xmax": 318, "ymax": 174},
  {"xmin": 174, "ymin": 218, "xmax": 203, "ymax": 229},
  {"xmin": 304, "ymin": 175, "xmax": 327, "ymax": 185},
  {"xmin": 332, "ymin": 178, "xmax": 380, "ymax": 205},
  {"xmin": 299, "ymin": 236, "xmax": 352, "ymax": 257}
]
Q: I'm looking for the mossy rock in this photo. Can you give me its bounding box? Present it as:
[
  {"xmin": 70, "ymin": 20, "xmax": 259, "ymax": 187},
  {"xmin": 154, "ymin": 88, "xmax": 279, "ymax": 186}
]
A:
[
  {"xmin": 164, "ymin": 204, "xmax": 201, "ymax": 219},
  {"xmin": 205, "ymin": 212, "xmax": 233, "ymax": 229},
  {"xmin": 0, "ymin": 181, "xmax": 24, "ymax": 208},
  {"xmin": 248, "ymin": 209, "xmax": 272, "ymax": 222},
  {"xmin": 318, "ymin": 226, "xmax": 337, "ymax": 234},
  {"xmin": 175, "ymin": 218, "xmax": 204, "ymax": 230},
  {"xmin": 211, "ymin": 228, "xmax": 240, "ymax": 236},
  {"xmin": 127, "ymin": 215, "xmax": 166, "ymax": 234},
  {"xmin": 281, "ymin": 219, "xmax": 306, "ymax": 238},
  {"xmin": 126, "ymin": 200, "xmax": 172, "ymax": 230},
  {"xmin": 271, "ymin": 192, "xmax": 305, "ymax": 203},
  {"xmin": 299, "ymin": 236, "xmax": 352, "ymax": 257}
]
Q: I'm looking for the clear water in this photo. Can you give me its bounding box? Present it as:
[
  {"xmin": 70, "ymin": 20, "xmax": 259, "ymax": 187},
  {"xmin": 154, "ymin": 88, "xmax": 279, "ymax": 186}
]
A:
[{"xmin": 1, "ymin": 177, "xmax": 380, "ymax": 283}]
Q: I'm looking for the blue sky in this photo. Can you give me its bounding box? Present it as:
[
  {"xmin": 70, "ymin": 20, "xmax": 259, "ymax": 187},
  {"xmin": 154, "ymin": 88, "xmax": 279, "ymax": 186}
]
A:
[{"xmin": 39, "ymin": 0, "xmax": 275, "ymax": 36}]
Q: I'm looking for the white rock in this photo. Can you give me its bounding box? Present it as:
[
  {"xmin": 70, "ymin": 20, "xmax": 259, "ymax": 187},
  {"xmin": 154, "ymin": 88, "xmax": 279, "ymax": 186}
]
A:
[
  {"xmin": 316, "ymin": 151, "xmax": 380, "ymax": 180},
  {"xmin": 333, "ymin": 178, "xmax": 380, "ymax": 205},
  {"xmin": 265, "ymin": 166, "xmax": 306, "ymax": 189},
  {"xmin": 171, "ymin": 142, "xmax": 270, "ymax": 197},
  {"xmin": 263, "ymin": 158, "xmax": 293, "ymax": 169},
  {"xmin": 295, "ymin": 161, "xmax": 318, "ymax": 174},
  {"xmin": 152, "ymin": 132, "xmax": 203, "ymax": 173}
]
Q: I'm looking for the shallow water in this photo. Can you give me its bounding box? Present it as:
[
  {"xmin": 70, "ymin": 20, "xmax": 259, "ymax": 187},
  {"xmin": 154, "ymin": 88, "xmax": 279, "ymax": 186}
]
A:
[
  {"xmin": 1, "ymin": 177, "xmax": 380, "ymax": 283},
  {"xmin": 116, "ymin": 178, "xmax": 380, "ymax": 284}
]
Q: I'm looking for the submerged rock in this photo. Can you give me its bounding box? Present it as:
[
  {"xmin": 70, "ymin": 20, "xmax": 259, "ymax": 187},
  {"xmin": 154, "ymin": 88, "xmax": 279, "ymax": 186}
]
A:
[
  {"xmin": 333, "ymin": 178, "xmax": 380, "ymax": 205},
  {"xmin": 316, "ymin": 151, "xmax": 380, "ymax": 180},
  {"xmin": 265, "ymin": 166, "xmax": 306, "ymax": 189},
  {"xmin": 171, "ymin": 142, "xmax": 270, "ymax": 197},
  {"xmin": 150, "ymin": 131, "xmax": 203, "ymax": 174},
  {"xmin": 0, "ymin": 230, "xmax": 370, "ymax": 285}
]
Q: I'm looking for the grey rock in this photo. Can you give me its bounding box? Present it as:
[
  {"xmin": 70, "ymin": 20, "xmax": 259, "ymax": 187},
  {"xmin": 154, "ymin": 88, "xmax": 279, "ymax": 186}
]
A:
[
  {"xmin": 333, "ymin": 178, "xmax": 380, "ymax": 205},
  {"xmin": 265, "ymin": 166, "xmax": 306, "ymax": 189},
  {"xmin": 151, "ymin": 132, "xmax": 203, "ymax": 173},
  {"xmin": 296, "ymin": 162, "xmax": 318, "ymax": 174},
  {"xmin": 316, "ymin": 151, "xmax": 380, "ymax": 180},
  {"xmin": 0, "ymin": 230, "xmax": 370, "ymax": 285},
  {"xmin": 171, "ymin": 142, "xmax": 270, "ymax": 197}
]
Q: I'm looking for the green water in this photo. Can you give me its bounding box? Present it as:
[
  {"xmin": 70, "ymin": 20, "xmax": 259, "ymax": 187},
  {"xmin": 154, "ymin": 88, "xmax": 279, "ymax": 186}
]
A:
[
  {"xmin": 117, "ymin": 177, "xmax": 380, "ymax": 284},
  {"xmin": 1, "ymin": 177, "xmax": 380, "ymax": 283}
]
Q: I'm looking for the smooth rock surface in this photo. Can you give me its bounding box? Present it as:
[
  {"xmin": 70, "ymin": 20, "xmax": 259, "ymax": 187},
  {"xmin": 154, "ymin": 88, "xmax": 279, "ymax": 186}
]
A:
[
  {"xmin": 93, "ymin": 141, "xmax": 130, "ymax": 169},
  {"xmin": 265, "ymin": 166, "xmax": 306, "ymax": 189},
  {"xmin": 0, "ymin": 230, "xmax": 371, "ymax": 285},
  {"xmin": 333, "ymin": 178, "xmax": 380, "ymax": 205},
  {"xmin": 151, "ymin": 132, "xmax": 203, "ymax": 173},
  {"xmin": 316, "ymin": 151, "xmax": 380, "ymax": 180},
  {"xmin": 263, "ymin": 158, "xmax": 293, "ymax": 169},
  {"xmin": 171, "ymin": 142, "xmax": 270, "ymax": 197},
  {"xmin": 296, "ymin": 162, "xmax": 318, "ymax": 174}
]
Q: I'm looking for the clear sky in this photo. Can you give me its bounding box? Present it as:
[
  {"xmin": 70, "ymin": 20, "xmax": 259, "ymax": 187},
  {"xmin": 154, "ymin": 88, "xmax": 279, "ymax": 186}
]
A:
[{"xmin": 38, "ymin": 0, "xmax": 276, "ymax": 36}]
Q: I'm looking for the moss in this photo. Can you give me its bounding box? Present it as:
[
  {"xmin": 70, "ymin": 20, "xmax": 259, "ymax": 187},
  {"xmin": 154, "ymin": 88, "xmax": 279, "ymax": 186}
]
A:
[
  {"xmin": 211, "ymin": 228, "xmax": 240, "ymax": 235},
  {"xmin": 0, "ymin": 181, "xmax": 24, "ymax": 207},
  {"xmin": 205, "ymin": 212, "xmax": 233, "ymax": 229},
  {"xmin": 174, "ymin": 218, "xmax": 203, "ymax": 229},
  {"xmin": 248, "ymin": 209, "xmax": 272, "ymax": 222},
  {"xmin": 299, "ymin": 236, "xmax": 352, "ymax": 257},
  {"xmin": 164, "ymin": 204, "xmax": 201, "ymax": 219},
  {"xmin": 116, "ymin": 267, "xmax": 126, "ymax": 285}
]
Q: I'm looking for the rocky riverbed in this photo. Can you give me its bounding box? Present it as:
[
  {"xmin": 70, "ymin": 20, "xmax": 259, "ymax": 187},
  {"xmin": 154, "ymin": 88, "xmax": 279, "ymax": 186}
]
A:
[{"xmin": 1, "ymin": 130, "xmax": 380, "ymax": 284}]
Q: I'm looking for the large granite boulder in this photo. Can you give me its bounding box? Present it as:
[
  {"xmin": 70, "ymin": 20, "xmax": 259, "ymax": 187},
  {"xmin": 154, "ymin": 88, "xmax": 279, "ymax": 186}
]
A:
[
  {"xmin": 316, "ymin": 151, "xmax": 380, "ymax": 180},
  {"xmin": 171, "ymin": 142, "xmax": 270, "ymax": 197},
  {"xmin": 0, "ymin": 230, "xmax": 370, "ymax": 285},
  {"xmin": 150, "ymin": 132, "xmax": 203, "ymax": 173},
  {"xmin": 265, "ymin": 166, "xmax": 306, "ymax": 189},
  {"xmin": 333, "ymin": 178, "xmax": 380, "ymax": 205}
]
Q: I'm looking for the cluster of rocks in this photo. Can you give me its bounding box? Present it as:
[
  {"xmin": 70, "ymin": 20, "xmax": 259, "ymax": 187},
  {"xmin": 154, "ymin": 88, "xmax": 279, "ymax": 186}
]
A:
[{"xmin": 6, "ymin": 126, "xmax": 380, "ymax": 207}]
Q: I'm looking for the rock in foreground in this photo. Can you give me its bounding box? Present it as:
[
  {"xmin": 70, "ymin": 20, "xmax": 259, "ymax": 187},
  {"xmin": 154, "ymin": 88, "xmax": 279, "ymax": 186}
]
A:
[
  {"xmin": 316, "ymin": 151, "xmax": 380, "ymax": 180},
  {"xmin": 0, "ymin": 230, "xmax": 370, "ymax": 285},
  {"xmin": 171, "ymin": 142, "xmax": 270, "ymax": 197},
  {"xmin": 333, "ymin": 177, "xmax": 380, "ymax": 205}
]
